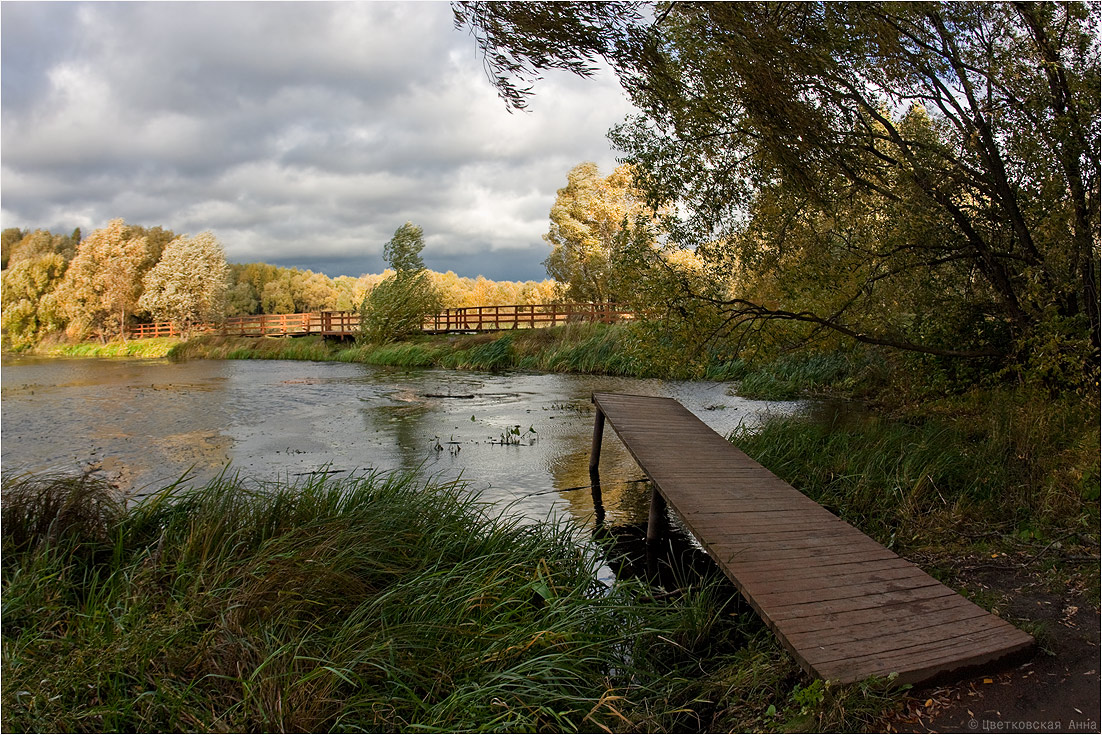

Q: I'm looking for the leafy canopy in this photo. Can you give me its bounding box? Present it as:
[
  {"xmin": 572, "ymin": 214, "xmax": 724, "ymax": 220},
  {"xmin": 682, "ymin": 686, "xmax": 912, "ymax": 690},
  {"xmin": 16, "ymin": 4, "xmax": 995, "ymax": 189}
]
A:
[
  {"xmin": 1, "ymin": 252, "xmax": 68, "ymax": 349},
  {"xmin": 456, "ymin": 1, "xmax": 1100, "ymax": 384},
  {"xmin": 138, "ymin": 232, "xmax": 230, "ymax": 334},
  {"xmin": 56, "ymin": 219, "xmax": 151, "ymax": 340},
  {"xmin": 543, "ymin": 162, "xmax": 658, "ymax": 302}
]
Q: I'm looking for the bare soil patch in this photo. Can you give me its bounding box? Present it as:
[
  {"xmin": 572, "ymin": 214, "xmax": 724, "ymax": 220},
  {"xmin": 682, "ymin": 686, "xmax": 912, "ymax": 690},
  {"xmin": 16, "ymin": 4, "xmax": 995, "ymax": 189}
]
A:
[{"xmin": 885, "ymin": 551, "xmax": 1100, "ymax": 734}]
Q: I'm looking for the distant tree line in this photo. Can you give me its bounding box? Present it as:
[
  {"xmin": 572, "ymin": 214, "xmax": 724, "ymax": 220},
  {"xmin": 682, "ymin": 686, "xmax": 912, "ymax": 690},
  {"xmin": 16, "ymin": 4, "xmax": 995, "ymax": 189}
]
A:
[
  {"xmin": 1, "ymin": 220, "xmax": 560, "ymax": 349},
  {"xmin": 2, "ymin": 221, "xmax": 228, "ymax": 347}
]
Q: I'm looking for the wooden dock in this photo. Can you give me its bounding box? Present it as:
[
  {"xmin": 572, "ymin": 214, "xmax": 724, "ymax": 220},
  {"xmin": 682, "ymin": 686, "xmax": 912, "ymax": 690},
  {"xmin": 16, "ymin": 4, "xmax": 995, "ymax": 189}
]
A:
[{"xmin": 589, "ymin": 392, "xmax": 1034, "ymax": 685}]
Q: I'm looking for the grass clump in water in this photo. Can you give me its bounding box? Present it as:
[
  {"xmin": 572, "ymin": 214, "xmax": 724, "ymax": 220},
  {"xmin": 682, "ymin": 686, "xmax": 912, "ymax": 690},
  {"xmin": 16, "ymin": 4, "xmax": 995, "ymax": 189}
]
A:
[{"xmin": 2, "ymin": 469, "xmax": 904, "ymax": 733}]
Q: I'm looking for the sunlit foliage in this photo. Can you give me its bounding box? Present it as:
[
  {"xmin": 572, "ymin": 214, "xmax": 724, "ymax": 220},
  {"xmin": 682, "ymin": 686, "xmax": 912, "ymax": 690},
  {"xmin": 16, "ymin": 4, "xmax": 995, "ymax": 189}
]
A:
[
  {"xmin": 431, "ymin": 270, "xmax": 559, "ymax": 309},
  {"xmin": 4, "ymin": 229, "xmax": 78, "ymax": 266},
  {"xmin": 1, "ymin": 228, "xmax": 27, "ymax": 270},
  {"xmin": 139, "ymin": 232, "xmax": 230, "ymax": 335},
  {"xmin": 56, "ymin": 219, "xmax": 150, "ymax": 341},
  {"xmin": 457, "ymin": 1, "xmax": 1101, "ymax": 390},
  {"xmin": 543, "ymin": 162, "xmax": 660, "ymax": 302},
  {"xmin": 1, "ymin": 253, "xmax": 68, "ymax": 349}
]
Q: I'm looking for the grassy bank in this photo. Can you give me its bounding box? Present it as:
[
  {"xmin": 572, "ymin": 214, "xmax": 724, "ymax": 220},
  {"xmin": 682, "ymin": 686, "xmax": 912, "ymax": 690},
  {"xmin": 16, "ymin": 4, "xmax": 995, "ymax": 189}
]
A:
[
  {"xmin": 22, "ymin": 336, "xmax": 182, "ymax": 359},
  {"xmin": 1, "ymin": 471, "xmax": 902, "ymax": 733},
  {"xmin": 731, "ymin": 387, "xmax": 1100, "ymax": 585},
  {"xmin": 165, "ymin": 323, "xmax": 753, "ymax": 380}
]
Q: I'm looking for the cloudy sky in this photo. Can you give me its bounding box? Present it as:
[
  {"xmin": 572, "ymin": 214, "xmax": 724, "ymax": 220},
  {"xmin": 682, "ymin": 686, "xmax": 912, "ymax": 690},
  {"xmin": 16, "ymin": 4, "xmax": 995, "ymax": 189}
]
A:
[{"xmin": 1, "ymin": 1, "xmax": 636, "ymax": 281}]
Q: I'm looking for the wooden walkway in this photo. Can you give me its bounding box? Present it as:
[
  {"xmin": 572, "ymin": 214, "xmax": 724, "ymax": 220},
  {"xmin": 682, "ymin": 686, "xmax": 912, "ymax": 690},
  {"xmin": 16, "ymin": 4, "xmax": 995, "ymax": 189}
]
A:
[
  {"xmin": 589, "ymin": 392, "xmax": 1034, "ymax": 685},
  {"xmin": 127, "ymin": 303, "xmax": 632, "ymax": 339}
]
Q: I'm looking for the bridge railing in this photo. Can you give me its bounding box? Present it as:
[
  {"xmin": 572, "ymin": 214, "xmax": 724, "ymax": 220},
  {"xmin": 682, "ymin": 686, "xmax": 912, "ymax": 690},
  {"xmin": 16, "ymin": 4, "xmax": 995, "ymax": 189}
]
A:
[
  {"xmin": 128, "ymin": 322, "xmax": 183, "ymax": 339},
  {"xmin": 426, "ymin": 303, "xmax": 632, "ymax": 332},
  {"xmin": 127, "ymin": 303, "xmax": 633, "ymax": 339},
  {"xmin": 221, "ymin": 313, "xmax": 315, "ymax": 336}
]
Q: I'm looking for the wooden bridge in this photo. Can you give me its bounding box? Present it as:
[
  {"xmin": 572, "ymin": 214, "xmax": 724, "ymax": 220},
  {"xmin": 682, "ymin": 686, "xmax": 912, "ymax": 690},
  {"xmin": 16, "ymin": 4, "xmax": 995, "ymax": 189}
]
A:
[
  {"xmin": 588, "ymin": 392, "xmax": 1034, "ymax": 685},
  {"xmin": 127, "ymin": 302, "xmax": 632, "ymax": 339}
]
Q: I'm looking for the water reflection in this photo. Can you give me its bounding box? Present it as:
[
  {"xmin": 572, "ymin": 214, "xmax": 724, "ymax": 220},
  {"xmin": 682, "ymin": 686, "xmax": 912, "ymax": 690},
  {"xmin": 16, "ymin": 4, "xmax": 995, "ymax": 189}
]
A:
[{"xmin": 365, "ymin": 389, "xmax": 437, "ymax": 474}]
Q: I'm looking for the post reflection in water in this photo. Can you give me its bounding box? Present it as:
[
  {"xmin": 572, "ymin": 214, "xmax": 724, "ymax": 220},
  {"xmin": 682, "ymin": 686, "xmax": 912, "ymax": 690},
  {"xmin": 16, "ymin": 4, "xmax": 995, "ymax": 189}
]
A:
[
  {"xmin": 584, "ymin": 464, "xmax": 716, "ymax": 591},
  {"xmin": 589, "ymin": 465, "xmax": 605, "ymax": 527}
]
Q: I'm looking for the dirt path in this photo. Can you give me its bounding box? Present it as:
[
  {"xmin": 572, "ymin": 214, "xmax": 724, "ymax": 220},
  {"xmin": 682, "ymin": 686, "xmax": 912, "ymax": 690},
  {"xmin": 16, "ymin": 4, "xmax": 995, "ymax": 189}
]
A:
[{"xmin": 885, "ymin": 551, "xmax": 1100, "ymax": 734}]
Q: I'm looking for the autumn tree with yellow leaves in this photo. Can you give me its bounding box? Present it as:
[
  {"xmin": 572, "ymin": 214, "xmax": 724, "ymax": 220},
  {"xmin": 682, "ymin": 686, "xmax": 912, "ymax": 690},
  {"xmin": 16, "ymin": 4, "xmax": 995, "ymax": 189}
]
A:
[
  {"xmin": 543, "ymin": 162, "xmax": 659, "ymax": 303},
  {"xmin": 0, "ymin": 251, "xmax": 68, "ymax": 349},
  {"xmin": 56, "ymin": 219, "xmax": 151, "ymax": 341}
]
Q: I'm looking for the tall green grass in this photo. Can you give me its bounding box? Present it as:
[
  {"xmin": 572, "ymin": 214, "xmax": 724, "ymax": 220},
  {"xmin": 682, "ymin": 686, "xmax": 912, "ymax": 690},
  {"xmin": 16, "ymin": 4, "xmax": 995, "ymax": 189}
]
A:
[
  {"xmin": 168, "ymin": 335, "xmax": 335, "ymax": 362},
  {"xmin": 731, "ymin": 351, "xmax": 870, "ymax": 400},
  {"xmin": 2, "ymin": 471, "xmax": 902, "ymax": 733},
  {"xmin": 730, "ymin": 388, "xmax": 1100, "ymax": 551},
  {"xmin": 36, "ymin": 337, "xmax": 182, "ymax": 359}
]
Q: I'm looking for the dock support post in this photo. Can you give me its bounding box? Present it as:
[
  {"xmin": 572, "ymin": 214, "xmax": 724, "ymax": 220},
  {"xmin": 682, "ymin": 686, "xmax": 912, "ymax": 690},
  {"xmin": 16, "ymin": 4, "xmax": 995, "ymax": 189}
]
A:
[
  {"xmin": 589, "ymin": 401, "xmax": 605, "ymax": 473},
  {"xmin": 589, "ymin": 399, "xmax": 606, "ymax": 524},
  {"xmin": 589, "ymin": 470, "xmax": 606, "ymax": 526},
  {"xmin": 646, "ymin": 487, "xmax": 667, "ymax": 544}
]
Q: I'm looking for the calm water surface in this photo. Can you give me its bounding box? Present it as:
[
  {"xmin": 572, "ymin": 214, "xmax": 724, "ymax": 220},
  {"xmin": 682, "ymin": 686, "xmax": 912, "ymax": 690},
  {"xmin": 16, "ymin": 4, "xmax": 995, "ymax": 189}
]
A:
[{"xmin": 1, "ymin": 356, "xmax": 800, "ymax": 531}]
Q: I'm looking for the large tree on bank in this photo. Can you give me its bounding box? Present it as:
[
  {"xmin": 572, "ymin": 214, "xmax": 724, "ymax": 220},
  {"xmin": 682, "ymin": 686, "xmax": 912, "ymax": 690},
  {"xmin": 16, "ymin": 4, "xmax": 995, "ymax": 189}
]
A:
[
  {"xmin": 455, "ymin": 2, "xmax": 1100, "ymax": 379},
  {"xmin": 544, "ymin": 162, "xmax": 657, "ymax": 303},
  {"xmin": 138, "ymin": 232, "xmax": 230, "ymax": 336},
  {"xmin": 56, "ymin": 220, "xmax": 150, "ymax": 341}
]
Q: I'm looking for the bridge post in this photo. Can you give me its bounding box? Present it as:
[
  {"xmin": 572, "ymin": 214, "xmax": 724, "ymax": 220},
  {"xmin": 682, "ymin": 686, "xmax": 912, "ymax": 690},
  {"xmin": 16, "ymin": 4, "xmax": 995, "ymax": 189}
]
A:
[
  {"xmin": 589, "ymin": 398, "xmax": 607, "ymax": 525},
  {"xmin": 589, "ymin": 401, "xmax": 605, "ymax": 473},
  {"xmin": 646, "ymin": 487, "xmax": 667, "ymax": 544}
]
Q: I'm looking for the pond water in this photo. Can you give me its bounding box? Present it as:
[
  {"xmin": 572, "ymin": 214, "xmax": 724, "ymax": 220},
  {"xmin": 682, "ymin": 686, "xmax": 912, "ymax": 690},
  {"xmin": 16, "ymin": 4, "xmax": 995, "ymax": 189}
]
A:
[{"xmin": 1, "ymin": 356, "xmax": 800, "ymax": 535}]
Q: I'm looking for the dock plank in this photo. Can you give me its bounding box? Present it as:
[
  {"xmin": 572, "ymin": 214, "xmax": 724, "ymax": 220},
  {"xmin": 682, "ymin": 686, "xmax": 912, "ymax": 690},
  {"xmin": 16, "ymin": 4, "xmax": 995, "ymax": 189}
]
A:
[{"xmin": 590, "ymin": 392, "xmax": 1034, "ymax": 685}]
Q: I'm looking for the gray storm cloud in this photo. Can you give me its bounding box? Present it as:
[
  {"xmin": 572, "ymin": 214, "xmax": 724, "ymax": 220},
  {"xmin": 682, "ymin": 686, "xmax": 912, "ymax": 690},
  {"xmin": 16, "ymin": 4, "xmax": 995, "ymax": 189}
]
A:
[{"xmin": 1, "ymin": 2, "xmax": 634, "ymax": 281}]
